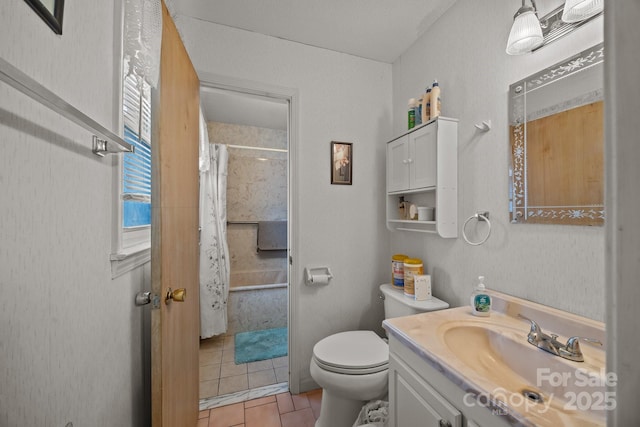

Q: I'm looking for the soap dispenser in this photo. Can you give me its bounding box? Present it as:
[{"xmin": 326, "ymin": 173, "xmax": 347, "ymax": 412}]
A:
[{"xmin": 470, "ymin": 276, "xmax": 491, "ymax": 316}]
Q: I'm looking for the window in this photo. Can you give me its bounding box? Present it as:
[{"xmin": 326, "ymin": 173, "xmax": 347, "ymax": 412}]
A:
[
  {"xmin": 122, "ymin": 75, "xmax": 152, "ymax": 228},
  {"xmin": 111, "ymin": 73, "xmax": 152, "ymax": 277}
]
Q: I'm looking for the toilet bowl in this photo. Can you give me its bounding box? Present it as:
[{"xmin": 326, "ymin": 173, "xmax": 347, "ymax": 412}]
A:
[
  {"xmin": 309, "ymin": 284, "xmax": 450, "ymax": 427},
  {"xmin": 310, "ymin": 330, "xmax": 388, "ymax": 427}
]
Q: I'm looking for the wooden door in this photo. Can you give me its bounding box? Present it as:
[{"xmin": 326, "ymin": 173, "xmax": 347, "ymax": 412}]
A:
[{"xmin": 151, "ymin": 3, "xmax": 200, "ymax": 426}]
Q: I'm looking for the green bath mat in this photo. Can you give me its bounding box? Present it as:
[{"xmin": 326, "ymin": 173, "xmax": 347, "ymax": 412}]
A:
[{"xmin": 234, "ymin": 327, "xmax": 288, "ymax": 364}]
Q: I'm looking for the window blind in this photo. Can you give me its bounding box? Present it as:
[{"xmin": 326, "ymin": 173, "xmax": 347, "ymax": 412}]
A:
[{"xmin": 123, "ymin": 74, "xmax": 152, "ymax": 227}]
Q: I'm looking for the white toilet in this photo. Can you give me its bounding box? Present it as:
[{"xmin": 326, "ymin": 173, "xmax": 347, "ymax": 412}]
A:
[{"xmin": 310, "ymin": 283, "xmax": 449, "ymax": 427}]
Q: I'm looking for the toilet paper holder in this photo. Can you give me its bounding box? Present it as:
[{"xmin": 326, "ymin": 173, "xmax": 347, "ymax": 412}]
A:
[{"xmin": 304, "ymin": 267, "xmax": 333, "ymax": 285}]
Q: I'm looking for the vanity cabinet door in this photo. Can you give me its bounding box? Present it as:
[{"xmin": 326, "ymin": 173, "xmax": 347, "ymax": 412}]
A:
[{"xmin": 389, "ymin": 354, "xmax": 461, "ymax": 427}]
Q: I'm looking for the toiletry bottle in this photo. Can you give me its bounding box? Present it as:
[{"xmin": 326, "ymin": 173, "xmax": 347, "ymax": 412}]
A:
[
  {"xmin": 430, "ymin": 80, "xmax": 441, "ymax": 119},
  {"xmin": 408, "ymin": 98, "xmax": 416, "ymax": 129},
  {"xmin": 421, "ymin": 87, "xmax": 431, "ymax": 123},
  {"xmin": 415, "ymin": 95, "xmax": 423, "ymax": 126},
  {"xmin": 398, "ymin": 196, "xmax": 406, "ymax": 219},
  {"xmin": 470, "ymin": 276, "xmax": 491, "ymax": 316}
]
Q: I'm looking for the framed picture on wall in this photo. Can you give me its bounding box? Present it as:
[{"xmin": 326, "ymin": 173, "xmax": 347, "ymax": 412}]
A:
[
  {"xmin": 24, "ymin": 0, "xmax": 64, "ymax": 35},
  {"xmin": 331, "ymin": 141, "xmax": 353, "ymax": 185}
]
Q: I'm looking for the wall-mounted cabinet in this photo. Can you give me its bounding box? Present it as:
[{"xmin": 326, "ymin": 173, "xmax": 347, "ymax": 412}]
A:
[{"xmin": 386, "ymin": 117, "xmax": 458, "ymax": 237}]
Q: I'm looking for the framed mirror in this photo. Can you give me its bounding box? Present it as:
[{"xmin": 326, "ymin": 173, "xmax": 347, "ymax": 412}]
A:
[
  {"xmin": 24, "ymin": 0, "xmax": 64, "ymax": 35},
  {"xmin": 509, "ymin": 42, "xmax": 604, "ymax": 226}
]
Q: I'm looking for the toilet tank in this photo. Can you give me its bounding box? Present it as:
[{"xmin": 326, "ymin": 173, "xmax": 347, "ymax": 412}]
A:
[{"xmin": 379, "ymin": 283, "xmax": 449, "ymax": 319}]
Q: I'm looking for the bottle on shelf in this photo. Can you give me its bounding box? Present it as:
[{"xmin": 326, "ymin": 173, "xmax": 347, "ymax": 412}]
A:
[
  {"xmin": 408, "ymin": 98, "xmax": 416, "ymax": 129},
  {"xmin": 430, "ymin": 80, "xmax": 441, "ymax": 119},
  {"xmin": 415, "ymin": 95, "xmax": 423, "ymax": 126},
  {"xmin": 421, "ymin": 87, "xmax": 431, "ymax": 123}
]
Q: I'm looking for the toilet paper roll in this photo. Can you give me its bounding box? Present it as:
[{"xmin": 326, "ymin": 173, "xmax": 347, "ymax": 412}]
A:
[{"xmin": 310, "ymin": 274, "xmax": 331, "ymax": 285}]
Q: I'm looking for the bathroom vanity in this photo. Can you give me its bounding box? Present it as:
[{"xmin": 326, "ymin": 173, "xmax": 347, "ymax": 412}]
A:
[{"xmin": 383, "ymin": 292, "xmax": 607, "ymax": 427}]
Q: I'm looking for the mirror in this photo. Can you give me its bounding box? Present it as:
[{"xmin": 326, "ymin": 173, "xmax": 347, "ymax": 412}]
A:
[{"xmin": 509, "ymin": 42, "xmax": 604, "ymax": 226}]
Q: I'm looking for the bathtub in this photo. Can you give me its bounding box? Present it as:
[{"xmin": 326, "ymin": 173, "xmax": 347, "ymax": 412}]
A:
[{"xmin": 227, "ymin": 282, "xmax": 288, "ymax": 335}]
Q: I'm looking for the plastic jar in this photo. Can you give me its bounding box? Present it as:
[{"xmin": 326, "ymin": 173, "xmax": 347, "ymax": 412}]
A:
[
  {"xmin": 392, "ymin": 254, "xmax": 409, "ymax": 289},
  {"xmin": 403, "ymin": 258, "xmax": 424, "ymax": 298}
]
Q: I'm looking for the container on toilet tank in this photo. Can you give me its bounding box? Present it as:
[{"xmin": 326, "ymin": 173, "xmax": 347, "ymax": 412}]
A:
[
  {"xmin": 391, "ymin": 254, "xmax": 409, "ymax": 290},
  {"xmin": 380, "ymin": 283, "xmax": 448, "ymax": 319},
  {"xmin": 403, "ymin": 258, "xmax": 423, "ymax": 298}
]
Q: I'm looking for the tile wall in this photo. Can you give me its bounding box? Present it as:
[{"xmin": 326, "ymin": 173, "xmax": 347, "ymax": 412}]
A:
[{"xmin": 207, "ymin": 122, "xmax": 288, "ymax": 289}]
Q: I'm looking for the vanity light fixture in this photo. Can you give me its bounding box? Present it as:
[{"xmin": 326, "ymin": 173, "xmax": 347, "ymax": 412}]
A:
[
  {"xmin": 506, "ymin": 0, "xmax": 604, "ymax": 55},
  {"xmin": 506, "ymin": 0, "xmax": 544, "ymax": 55},
  {"xmin": 561, "ymin": 0, "xmax": 603, "ymax": 23}
]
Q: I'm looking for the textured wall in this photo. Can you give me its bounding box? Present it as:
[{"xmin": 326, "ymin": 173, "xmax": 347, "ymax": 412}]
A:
[
  {"xmin": 391, "ymin": 0, "xmax": 605, "ymax": 321},
  {"xmin": 207, "ymin": 122, "xmax": 288, "ymax": 288},
  {"xmin": 0, "ymin": 1, "xmax": 148, "ymax": 426},
  {"xmin": 178, "ymin": 16, "xmax": 393, "ymax": 392}
]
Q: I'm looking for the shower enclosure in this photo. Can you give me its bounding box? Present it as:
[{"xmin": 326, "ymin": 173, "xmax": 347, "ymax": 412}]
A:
[{"xmin": 206, "ymin": 118, "xmax": 288, "ymax": 335}]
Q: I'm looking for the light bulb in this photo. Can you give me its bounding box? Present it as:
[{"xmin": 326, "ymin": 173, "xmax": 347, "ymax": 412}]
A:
[
  {"xmin": 562, "ymin": 0, "xmax": 603, "ymax": 23},
  {"xmin": 506, "ymin": 9, "xmax": 544, "ymax": 55}
]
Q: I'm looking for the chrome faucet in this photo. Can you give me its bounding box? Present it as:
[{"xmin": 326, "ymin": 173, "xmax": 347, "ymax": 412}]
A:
[{"xmin": 518, "ymin": 315, "xmax": 602, "ymax": 362}]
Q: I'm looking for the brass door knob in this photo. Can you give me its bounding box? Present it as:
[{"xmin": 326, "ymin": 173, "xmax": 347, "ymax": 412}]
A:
[{"xmin": 165, "ymin": 287, "xmax": 186, "ymax": 304}]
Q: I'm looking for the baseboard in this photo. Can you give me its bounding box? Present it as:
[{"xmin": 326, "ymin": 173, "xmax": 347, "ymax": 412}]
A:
[{"xmin": 298, "ymin": 376, "xmax": 320, "ymax": 394}]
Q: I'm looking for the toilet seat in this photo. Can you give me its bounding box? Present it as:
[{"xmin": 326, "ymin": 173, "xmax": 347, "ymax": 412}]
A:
[{"xmin": 312, "ymin": 330, "xmax": 388, "ymax": 375}]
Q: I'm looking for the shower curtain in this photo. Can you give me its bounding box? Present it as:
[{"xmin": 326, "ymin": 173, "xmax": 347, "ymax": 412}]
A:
[{"xmin": 199, "ymin": 109, "xmax": 231, "ymax": 339}]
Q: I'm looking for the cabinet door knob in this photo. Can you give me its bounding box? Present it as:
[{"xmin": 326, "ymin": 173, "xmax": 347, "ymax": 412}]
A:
[
  {"xmin": 439, "ymin": 420, "xmax": 452, "ymax": 427},
  {"xmin": 407, "ymin": 158, "xmax": 413, "ymax": 164},
  {"xmin": 402, "ymin": 159, "xmax": 409, "ymax": 164}
]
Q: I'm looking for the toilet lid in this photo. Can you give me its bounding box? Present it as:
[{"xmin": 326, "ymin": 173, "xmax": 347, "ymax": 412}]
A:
[{"xmin": 313, "ymin": 331, "xmax": 388, "ymax": 374}]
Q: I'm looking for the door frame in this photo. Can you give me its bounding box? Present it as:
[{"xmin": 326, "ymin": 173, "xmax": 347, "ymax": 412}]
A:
[{"xmin": 198, "ymin": 71, "xmax": 301, "ymax": 394}]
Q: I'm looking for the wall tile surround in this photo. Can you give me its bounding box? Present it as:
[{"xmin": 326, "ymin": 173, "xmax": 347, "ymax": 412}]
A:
[
  {"xmin": 207, "ymin": 122, "xmax": 288, "ymax": 289},
  {"xmin": 227, "ymin": 287, "xmax": 288, "ymax": 334}
]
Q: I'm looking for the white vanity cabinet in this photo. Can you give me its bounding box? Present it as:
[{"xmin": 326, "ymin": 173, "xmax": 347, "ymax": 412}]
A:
[
  {"xmin": 389, "ymin": 353, "xmax": 461, "ymax": 427},
  {"xmin": 387, "ymin": 335, "xmax": 513, "ymax": 427},
  {"xmin": 386, "ymin": 117, "xmax": 458, "ymax": 237}
]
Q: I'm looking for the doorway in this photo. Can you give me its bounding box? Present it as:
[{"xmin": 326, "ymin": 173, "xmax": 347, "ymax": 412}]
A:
[{"xmin": 198, "ymin": 82, "xmax": 294, "ymax": 410}]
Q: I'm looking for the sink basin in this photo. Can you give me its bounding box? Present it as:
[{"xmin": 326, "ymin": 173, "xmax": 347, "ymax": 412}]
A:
[
  {"xmin": 440, "ymin": 321, "xmax": 607, "ymax": 425},
  {"xmin": 384, "ymin": 291, "xmax": 608, "ymax": 427}
]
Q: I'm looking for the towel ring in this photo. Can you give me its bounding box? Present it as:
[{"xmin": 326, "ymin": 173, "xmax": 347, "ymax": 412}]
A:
[{"xmin": 462, "ymin": 211, "xmax": 491, "ymax": 246}]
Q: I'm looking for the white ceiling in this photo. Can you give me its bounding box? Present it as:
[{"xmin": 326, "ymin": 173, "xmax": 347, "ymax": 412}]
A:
[
  {"xmin": 177, "ymin": 0, "xmax": 461, "ymax": 130},
  {"xmin": 200, "ymin": 87, "xmax": 289, "ymax": 130},
  {"xmin": 177, "ymin": 1, "xmax": 571, "ymax": 130},
  {"xmin": 171, "ymin": 0, "xmax": 460, "ymax": 63}
]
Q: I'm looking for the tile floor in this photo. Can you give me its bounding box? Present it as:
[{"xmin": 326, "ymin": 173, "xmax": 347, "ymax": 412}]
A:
[
  {"xmin": 197, "ymin": 390, "xmax": 322, "ymax": 427},
  {"xmin": 200, "ymin": 334, "xmax": 289, "ymax": 400}
]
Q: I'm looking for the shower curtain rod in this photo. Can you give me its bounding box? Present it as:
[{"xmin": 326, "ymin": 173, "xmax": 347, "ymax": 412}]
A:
[
  {"xmin": 0, "ymin": 57, "xmax": 133, "ymax": 157},
  {"xmin": 227, "ymin": 144, "xmax": 287, "ymax": 153}
]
